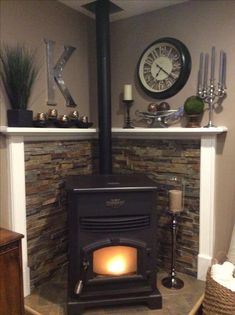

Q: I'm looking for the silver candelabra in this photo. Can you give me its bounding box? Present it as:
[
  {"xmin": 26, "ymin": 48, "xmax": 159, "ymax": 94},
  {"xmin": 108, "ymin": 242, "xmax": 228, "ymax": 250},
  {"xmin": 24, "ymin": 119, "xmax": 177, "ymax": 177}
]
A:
[
  {"xmin": 198, "ymin": 80, "xmax": 226, "ymax": 128},
  {"xmin": 197, "ymin": 48, "xmax": 227, "ymax": 128}
]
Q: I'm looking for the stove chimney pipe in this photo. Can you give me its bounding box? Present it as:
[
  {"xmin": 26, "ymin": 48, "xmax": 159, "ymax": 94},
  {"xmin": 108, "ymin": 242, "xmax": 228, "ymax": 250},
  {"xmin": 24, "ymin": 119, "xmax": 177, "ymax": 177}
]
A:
[{"xmin": 95, "ymin": 0, "xmax": 112, "ymax": 174}]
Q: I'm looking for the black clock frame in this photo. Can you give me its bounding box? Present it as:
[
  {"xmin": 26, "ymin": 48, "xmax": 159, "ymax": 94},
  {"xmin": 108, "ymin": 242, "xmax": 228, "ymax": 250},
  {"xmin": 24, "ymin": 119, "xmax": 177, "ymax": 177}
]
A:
[{"xmin": 137, "ymin": 37, "xmax": 191, "ymax": 99}]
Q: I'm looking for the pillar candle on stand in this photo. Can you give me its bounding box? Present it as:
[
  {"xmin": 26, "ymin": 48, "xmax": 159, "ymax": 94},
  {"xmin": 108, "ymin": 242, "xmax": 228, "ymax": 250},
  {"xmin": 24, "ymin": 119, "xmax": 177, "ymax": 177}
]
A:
[
  {"xmin": 124, "ymin": 84, "xmax": 133, "ymax": 101},
  {"xmin": 163, "ymin": 189, "xmax": 184, "ymax": 289},
  {"xmin": 169, "ymin": 190, "xmax": 183, "ymax": 213}
]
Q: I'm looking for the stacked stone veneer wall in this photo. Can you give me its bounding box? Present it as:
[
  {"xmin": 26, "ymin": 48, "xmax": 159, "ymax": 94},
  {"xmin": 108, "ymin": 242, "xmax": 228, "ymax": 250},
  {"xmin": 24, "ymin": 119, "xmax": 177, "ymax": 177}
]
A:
[
  {"xmin": 25, "ymin": 138, "xmax": 200, "ymax": 288},
  {"xmin": 24, "ymin": 140, "xmax": 97, "ymax": 289},
  {"xmin": 112, "ymin": 138, "xmax": 200, "ymax": 277}
]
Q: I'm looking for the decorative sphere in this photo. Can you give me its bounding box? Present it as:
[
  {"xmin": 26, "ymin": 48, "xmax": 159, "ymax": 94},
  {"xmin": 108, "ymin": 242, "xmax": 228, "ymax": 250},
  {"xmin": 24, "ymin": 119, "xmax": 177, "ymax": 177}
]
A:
[
  {"xmin": 184, "ymin": 96, "xmax": 204, "ymax": 115},
  {"xmin": 148, "ymin": 103, "xmax": 157, "ymax": 113},
  {"xmin": 70, "ymin": 110, "xmax": 79, "ymax": 119},
  {"xmin": 37, "ymin": 112, "xmax": 47, "ymax": 121},
  {"xmin": 48, "ymin": 109, "xmax": 58, "ymax": 118},
  {"xmin": 81, "ymin": 115, "xmax": 89, "ymax": 123},
  {"xmin": 157, "ymin": 102, "xmax": 170, "ymax": 111},
  {"xmin": 60, "ymin": 115, "xmax": 69, "ymax": 122}
]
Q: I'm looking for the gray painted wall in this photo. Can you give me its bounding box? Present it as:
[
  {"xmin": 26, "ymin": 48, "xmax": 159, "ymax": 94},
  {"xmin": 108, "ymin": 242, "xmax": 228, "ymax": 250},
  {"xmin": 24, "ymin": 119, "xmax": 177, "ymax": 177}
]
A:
[{"xmin": 1, "ymin": 0, "xmax": 235, "ymax": 259}]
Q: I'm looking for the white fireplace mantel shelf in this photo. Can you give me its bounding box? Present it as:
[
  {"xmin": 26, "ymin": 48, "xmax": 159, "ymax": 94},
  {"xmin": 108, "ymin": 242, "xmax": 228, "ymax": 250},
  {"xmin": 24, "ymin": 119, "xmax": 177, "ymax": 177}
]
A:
[
  {"xmin": 112, "ymin": 126, "xmax": 227, "ymax": 139},
  {"xmin": 0, "ymin": 125, "xmax": 228, "ymax": 296},
  {"xmin": 0, "ymin": 126, "xmax": 227, "ymax": 141}
]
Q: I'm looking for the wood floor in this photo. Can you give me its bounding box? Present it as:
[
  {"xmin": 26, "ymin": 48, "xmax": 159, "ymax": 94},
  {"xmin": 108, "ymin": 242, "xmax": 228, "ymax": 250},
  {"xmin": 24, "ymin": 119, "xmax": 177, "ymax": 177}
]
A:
[{"xmin": 25, "ymin": 270, "xmax": 205, "ymax": 315}]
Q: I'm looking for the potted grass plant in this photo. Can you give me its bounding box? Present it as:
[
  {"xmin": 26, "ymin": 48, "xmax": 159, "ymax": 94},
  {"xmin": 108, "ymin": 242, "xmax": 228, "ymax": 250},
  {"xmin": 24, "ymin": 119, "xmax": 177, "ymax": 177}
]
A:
[
  {"xmin": 184, "ymin": 95, "xmax": 205, "ymax": 127},
  {"xmin": 0, "ymin": 44, "xmax": 38, "ymax": 127}
]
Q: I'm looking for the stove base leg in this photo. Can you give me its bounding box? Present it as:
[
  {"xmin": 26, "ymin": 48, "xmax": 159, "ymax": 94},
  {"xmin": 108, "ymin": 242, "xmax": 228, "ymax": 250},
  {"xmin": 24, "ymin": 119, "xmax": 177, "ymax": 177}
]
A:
[
  {"xmin": 147, "ymin": 292, "xmax": 163, "ymax": 309},
  {"xmin": 68, "ymin": 290, "xmax": 162, "ymax": 315},
  {"xmin": 67, "ymin": 304, "xmax": 84, "ymax": 315},
  {"xmin": 147, "ymin": 300, "xmax": 161, "ymax": 309}
]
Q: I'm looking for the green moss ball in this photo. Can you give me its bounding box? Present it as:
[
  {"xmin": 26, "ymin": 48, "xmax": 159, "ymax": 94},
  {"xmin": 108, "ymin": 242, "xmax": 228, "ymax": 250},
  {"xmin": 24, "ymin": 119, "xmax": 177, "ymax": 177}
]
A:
[{"xmin": 184, "ymin": 96, "xmax": 204, "ymax": 115}]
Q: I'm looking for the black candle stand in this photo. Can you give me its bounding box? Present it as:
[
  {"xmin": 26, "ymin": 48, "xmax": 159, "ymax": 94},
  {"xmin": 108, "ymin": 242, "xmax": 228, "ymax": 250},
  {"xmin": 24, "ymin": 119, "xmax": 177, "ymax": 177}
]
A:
[
  {"xmin": 123, "ymin": 100, "xmax": 134, "ymax": 129},
  {"xmin": 162, "ymin": 211, "xmax": 184, "ymax": 289}
]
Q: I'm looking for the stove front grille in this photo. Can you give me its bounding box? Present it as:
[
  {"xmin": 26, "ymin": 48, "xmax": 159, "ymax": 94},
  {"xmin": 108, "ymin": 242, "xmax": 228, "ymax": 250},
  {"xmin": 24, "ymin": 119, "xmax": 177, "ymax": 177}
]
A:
[{"xmin": 80, "ymin": 215, "xmax": 150, "ymax": 232}]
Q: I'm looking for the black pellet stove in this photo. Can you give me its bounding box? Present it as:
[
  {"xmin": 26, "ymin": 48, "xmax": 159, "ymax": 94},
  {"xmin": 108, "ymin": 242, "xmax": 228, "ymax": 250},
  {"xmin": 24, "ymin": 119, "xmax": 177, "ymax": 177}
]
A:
[
  {"xmin": 66, "ymin": 174, "xmax": 162, "ymax": 314},
  {"xmin": 65, "ymin": 1, "xmax": 162, "ymax": 314}
]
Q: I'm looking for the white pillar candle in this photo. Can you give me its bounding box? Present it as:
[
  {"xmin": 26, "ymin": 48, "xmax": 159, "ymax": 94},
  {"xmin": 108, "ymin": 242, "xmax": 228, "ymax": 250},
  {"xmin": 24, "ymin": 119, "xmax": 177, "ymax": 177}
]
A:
[
  {"xmin": 123, "ymin": 84, "xmax": 133, "ymax": 101},
  {"xmin": 169, "ymin": 190, "xmax": 183, "ymax": 213}
]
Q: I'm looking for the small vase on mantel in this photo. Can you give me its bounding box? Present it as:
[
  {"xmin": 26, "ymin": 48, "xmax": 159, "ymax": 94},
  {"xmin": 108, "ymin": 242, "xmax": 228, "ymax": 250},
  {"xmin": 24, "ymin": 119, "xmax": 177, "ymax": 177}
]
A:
[
  {"xmin": 185, "ymin": 114, "xmax": 202, "ymax": 128},
  {"xmin": 7, "ymin": 109, "xmax": 33, "ymax": 127}
]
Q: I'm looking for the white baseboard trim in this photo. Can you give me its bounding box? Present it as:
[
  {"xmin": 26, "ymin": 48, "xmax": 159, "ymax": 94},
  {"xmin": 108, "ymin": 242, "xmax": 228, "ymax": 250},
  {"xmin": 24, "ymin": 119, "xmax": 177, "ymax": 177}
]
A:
[
  {"xmin": 23, "ymin": 264, "xmax": 30, "ymax": 297},
  {"xmin": 197, "ymin": 254, "xmax": 212, "ymax": 281}
]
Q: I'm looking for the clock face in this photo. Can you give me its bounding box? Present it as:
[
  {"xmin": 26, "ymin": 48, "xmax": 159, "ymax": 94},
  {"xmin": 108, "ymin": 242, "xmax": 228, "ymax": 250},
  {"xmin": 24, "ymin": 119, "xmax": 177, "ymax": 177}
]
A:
[{"xmin": 137, "ymin": 38, "xmax": 191, "ymax": 99}]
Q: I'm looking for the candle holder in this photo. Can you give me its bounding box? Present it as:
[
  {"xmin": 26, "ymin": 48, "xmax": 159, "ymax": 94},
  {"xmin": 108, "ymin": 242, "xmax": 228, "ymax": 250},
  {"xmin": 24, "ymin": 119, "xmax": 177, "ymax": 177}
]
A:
[
  {"xmin": 162, "ymin": 211, "xmax": 184, "ymax": 289},
  {"xmin": 123, "ymin": 100, "xmax": 134, "ymax": 129},
  {"xmin": 197, "ymin": 48, "xmax": 226, "ymax": 128},
  {"xmin": 198, "ymin": 80, "xmax": 226, "ymax": 128}
]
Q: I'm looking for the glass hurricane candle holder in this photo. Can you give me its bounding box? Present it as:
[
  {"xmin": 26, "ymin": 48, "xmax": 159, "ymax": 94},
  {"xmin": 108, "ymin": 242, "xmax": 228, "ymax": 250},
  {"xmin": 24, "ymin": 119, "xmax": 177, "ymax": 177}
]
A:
[{"xmin": 162, "ymin": 176, "xmax": 185, "ymax": 289}]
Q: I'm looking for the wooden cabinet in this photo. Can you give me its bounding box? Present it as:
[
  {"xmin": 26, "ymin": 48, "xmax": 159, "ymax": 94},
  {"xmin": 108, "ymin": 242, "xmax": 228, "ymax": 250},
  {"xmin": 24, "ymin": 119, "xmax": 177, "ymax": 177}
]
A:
[{"xmin": 0, "ymin": 227, "xmax": 24, "ymax": 315}]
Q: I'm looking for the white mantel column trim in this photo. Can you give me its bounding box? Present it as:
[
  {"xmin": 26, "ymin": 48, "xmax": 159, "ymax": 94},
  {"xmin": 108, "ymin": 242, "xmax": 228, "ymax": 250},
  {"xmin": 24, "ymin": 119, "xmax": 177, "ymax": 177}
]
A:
[
  {"xmin": 6, "ymin": 135, "xmax": 30, "ymax": 296},
  {"xmin": 197, "ymin": 135, "xmax": 216, "ymax": 280},
  {"xmin": 0, "ymin": 127, "xmax": 226, "ymax": 294}
]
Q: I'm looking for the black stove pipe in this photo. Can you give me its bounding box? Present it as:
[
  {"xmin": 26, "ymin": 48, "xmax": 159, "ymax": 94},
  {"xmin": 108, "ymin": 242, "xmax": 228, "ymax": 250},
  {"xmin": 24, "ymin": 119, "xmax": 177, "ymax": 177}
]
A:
[{"xmin": 95, "ymin": 0, "xmax": 112, "ymax": 174}]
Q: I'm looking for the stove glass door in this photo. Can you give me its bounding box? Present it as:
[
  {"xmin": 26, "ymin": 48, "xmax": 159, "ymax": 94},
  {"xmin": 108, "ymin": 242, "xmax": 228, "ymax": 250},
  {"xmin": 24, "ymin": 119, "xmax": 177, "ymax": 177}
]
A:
[{"xmin": 93, "ymin": 246, "xmax": 137, "ymax": 276}]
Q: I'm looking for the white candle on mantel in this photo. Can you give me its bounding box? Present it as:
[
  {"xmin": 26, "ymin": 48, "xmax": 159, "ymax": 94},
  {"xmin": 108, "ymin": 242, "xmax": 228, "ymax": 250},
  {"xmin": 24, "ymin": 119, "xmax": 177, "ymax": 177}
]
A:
[
  {"xmin": 169, "ymin": 190, "xmax": 183, "ymax": 213},
  {"xmin": 123, "ymin": 84, "xmax": 133, "ymax": 101}
]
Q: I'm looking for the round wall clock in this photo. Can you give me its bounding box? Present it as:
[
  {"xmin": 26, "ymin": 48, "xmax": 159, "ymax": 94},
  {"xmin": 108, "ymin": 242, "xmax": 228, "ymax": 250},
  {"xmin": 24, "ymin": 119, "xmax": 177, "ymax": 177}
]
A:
[{"xmin": 137, "ymin": 37, "xmax": 191, "ymax": 99}]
